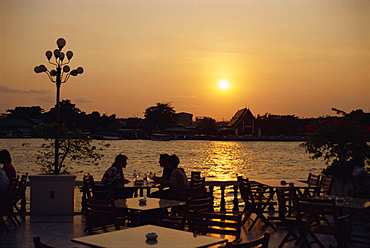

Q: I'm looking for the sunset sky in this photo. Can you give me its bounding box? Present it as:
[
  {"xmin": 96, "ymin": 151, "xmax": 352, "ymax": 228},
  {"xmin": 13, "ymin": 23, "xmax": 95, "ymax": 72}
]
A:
[{"xmin": 1, "ymin": 0, "xmax": 369, "ymax": 121}]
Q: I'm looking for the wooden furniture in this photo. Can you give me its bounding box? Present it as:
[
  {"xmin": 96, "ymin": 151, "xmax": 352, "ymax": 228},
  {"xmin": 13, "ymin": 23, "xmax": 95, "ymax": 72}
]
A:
[
  {"xmin": 72, "ymin": 224, "xmax": 228, "ymax": 248},
  {"xmin": 304, "ymin": 173, "xmax": 321, "ymax": 197},
  {"xmin": 316, "ymin": 176, "xmax": 333, "ymax": 196},
  {"xmin": 237, "ymin": 176, "xmax": 277, "ymax": 231},
  {"xmin": 115, "ymin": 197, "xmax": 186, "ymax": 226},
  {"xmin": 12, "ymin": 173, "xmax": 28, "ymax": 219},
  {"xmin": 84, "ymin": 198, "xmax": 126, "ymax": 234},
  {"xmin": 191, "ymin": 176, "xmax": 205, "ymax": 190},
  {"xmin": 255, "ymin": 179, "xmax": 319, "ymax": 198},
  {"xmin": 160, "ymin": 196, "xmax": 214, "ymax": 230},
  {"xmin": 3, "ymin": 176, "xmax": 21, "ymax": 227},
  {"xmin": 193, "ymin": 211, "xmax": 242, "ymax": 243},
  {"xmin": 225, "ymin": 233, "xmax": 270, "ymax": 248},
  {"xmin": 296, "ymin": 197, "xmax": 353, "ymax": 248},
  {"xmin": 33, "ymin": 237, "xmax": 56, "ymax": 248},
  {"xmin": 276, "ymin": 187, "xmax": 300, "ymax": 248}
]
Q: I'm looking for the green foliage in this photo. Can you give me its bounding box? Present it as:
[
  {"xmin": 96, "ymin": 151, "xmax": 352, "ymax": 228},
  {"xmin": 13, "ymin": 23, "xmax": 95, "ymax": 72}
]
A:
[
  {"xmin": 301, "ymin": 115, "xmax": 370, "ymax": 180},
  {"xmin": 34, "ymin": 123, "xmax": 110, "ymax": 174}
]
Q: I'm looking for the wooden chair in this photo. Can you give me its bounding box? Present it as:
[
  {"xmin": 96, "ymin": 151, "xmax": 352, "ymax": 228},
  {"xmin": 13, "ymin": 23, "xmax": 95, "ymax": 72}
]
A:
[
  {"xmin": 190, "ymin": 176, "xmax": 205, "ymax": 190},
  {"xmin": 303, "ymin": 173, "xmax": 320, "ymax": 197},
  {"xmin": 161, "ymin": 196, "xmax": 214, "ymax": 230},
  {"xmin": 237, "ymin": 176, "xmax": 277, "ymax": 231},
  {"xmin": 296, "ymin": 197, "xmax": 353, "ymax": 248},
  {"xmin": 12, "ymin": 173, "xmax": 28, "ymax": 221},
  {"xmin": 84, "ymin": 198, "xmax": 126, "ymax": 234},
  {"xmin": 193, "ymin": 211, "xmax": 242, "ymax": 243},
  {"xmin": 316, "ymin": 176, "xmax": 333, "ymax": 196},
  {"xmin": 33, "ymin": 237, "xmax": 56, "ymax": 248},
  {"xmin": 276, "ymin": 187, "xmax": 300, "ymax": 248},
  {"xmin": 307, "ymin": 173, "xmax": 320, "ymax": 186},
  {"xmin": 191, "ymin": 171, "xmax": 201, "ymax": 180},
  {"xmin": 83, "ymin": 174, "xmax": 114, "ymax": 200},
  {"xmin": 4, "ymin": 176, "xmax": 21, "ymax": 227},
  {"xmin": 225, "ymin": 233, "xmax": 270, "ymax": 248}
]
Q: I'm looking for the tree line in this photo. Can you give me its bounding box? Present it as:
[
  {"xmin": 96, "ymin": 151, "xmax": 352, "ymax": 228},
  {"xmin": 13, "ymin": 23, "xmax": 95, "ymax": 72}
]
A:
[{"xmin": 1, "ymin": 100, "xmax": 370, "ymax": 138}]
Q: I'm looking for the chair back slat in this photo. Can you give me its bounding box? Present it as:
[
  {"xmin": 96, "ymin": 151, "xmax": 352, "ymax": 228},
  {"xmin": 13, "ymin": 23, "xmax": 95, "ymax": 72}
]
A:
[
  {"xmin": 182, "ymin": 196, "xmax": 214, "ymax": 230},
  {"xmin": 193, "ymin": 211, "xmax": 241, "ymax": 241},
  {"xmin": 190, "ymin": 177, "xmax": 205, "ymax": 190},
  {"xmin": 318, "ymin": 176, "xmax": 333, "ymax": 195},
  {"xmin": 307, "ymin": 173, "xmax": 320, "ymax": 186},
  {"xmin": 225, "ymin": 233, "xmax": 270, "ymax": 248},
  {"xmin": 276, "ymin": 187, "xmax": 296, "ymax": 218}
]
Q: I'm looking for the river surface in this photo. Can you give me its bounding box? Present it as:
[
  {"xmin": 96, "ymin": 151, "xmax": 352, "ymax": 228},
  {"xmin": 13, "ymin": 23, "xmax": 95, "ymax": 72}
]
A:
[{"xmin": 1, "ymin": 138, "xmax": 325, "ymax": 181}]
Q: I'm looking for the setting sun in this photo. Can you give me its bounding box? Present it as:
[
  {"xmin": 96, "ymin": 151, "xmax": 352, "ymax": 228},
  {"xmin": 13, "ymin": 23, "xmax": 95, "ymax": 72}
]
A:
[{"xmin": 218, "ymin": 80, "xmax": 230, "ymax": 90}]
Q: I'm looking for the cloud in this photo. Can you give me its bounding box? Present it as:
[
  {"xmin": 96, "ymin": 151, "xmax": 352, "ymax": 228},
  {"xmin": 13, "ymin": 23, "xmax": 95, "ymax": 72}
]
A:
[
  {"xmin": 0, "ymin": 85, "xmax": 50, "ymax": 94},
  {"xmin": 174, "ymin": 95, "xmax": 197, "ymax": 99}
]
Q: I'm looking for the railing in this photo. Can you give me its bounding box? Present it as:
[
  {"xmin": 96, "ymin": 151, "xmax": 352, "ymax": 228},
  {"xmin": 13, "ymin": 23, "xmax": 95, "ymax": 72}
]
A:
[{"xmin": 21, "ymin": 180, "xmax": 242, "ymax": 213}]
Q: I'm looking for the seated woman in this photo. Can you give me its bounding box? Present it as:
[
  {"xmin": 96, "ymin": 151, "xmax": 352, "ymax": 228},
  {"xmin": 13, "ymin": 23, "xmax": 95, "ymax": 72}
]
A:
[
  {"xmin": 101, "ymin": 154, "xmax": 134, "ymax": 199},
  {"xmin": 152, "ymin": 153, "xmax": 172, "ymax": 183},
  {"xmin": 150, "ymin": 154, "xmax": 190, "ymax": 200}
]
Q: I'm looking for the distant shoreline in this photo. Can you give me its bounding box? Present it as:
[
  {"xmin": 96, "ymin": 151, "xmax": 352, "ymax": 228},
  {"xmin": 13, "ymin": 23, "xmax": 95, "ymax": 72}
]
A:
[{"xmin": 0, "ymin": 136, "xmax": 309, "ymax": 141}]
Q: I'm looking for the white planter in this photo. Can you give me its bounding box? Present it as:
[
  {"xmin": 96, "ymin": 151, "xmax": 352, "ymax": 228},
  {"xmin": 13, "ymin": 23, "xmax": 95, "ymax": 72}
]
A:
[{"xmin": 29, "ymin": 175, "xmax": 76, "ymax": 215}]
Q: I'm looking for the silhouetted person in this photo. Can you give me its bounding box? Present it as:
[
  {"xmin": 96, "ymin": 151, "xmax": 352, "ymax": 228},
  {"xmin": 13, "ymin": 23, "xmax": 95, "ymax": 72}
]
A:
[
  {"xmin": 0, "ymin": 149, "xmax": 16, "ymax": 181},
  {"xmin": 150, "ymin": 154, "xmax": 190, "ymax": 200}
]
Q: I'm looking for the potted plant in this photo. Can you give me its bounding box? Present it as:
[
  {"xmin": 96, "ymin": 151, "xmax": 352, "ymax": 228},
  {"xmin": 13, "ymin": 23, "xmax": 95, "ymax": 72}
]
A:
[
  {"xmin": 29, "ymin": 124, "xmax": 109, "ymax": 215},
  {"xmin": 301, "ymin": 110, "xmax": 370, "ymax": 196}
]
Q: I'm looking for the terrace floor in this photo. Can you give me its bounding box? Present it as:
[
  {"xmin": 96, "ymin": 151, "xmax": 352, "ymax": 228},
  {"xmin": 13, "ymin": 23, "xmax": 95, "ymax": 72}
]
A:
[{"xmin": 1, "ymin": 211, "xmax": 369, "ymax": 248}]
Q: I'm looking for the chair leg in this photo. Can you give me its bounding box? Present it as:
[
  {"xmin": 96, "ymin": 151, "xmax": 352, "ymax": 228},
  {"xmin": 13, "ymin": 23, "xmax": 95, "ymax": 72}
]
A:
[
  {"xmin": 14, "ymin": 205, "xmax": 26, "ymax": 221},
  {"xmin": 1, "ymin": 216, "xmax": 10, "ymax": 232}
]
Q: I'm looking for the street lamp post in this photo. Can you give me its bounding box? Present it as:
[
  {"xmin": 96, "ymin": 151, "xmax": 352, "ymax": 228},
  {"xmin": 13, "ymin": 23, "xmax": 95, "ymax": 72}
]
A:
[{"xmin": 34, "ymin": 38, "xmax": 83, "ymax": 174}]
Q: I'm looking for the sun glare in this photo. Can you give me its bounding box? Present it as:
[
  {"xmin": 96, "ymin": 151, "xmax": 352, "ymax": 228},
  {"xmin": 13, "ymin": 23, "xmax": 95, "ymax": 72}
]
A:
[{"xmin": 218, "ymin": 80, "xmax": 230, "ymax": 90}]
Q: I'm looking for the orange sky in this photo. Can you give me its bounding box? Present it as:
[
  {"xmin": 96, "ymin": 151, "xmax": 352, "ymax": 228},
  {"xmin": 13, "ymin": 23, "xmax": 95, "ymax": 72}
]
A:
[{"xmin": 1, "ymin": 0, "xmax": 369, "ymax": 121}]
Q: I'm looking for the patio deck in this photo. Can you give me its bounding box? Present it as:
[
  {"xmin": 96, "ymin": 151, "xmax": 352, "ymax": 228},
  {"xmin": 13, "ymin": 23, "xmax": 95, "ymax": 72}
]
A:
[{"xmin": 1, "ymin": 212, "xmax": 369, "ymax": 248}]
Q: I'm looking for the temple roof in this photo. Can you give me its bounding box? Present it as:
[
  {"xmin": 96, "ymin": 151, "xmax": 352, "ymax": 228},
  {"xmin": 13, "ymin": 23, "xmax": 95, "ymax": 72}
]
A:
[{"xmin": 227, "ymin": 108, "xmax": 255, "ymax": 128}]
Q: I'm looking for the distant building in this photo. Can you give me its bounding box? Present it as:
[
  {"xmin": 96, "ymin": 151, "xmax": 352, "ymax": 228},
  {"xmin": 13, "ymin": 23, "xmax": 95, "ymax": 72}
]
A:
[
  {"xmin": 176, "ymin": 112, "xmax": 193, "ymax": 128},
  {"xmin": 0, "ymin": 118, "xmax": 38, "ymax": 137},
  {"xmin": 226, "ymin": 108, "xmax": 256, "ymax": 136}
]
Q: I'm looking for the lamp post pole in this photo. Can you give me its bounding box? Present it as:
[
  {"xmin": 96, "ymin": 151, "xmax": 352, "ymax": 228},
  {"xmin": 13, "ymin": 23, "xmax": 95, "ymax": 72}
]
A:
[{"xmin": 34, "ymin": 38, "xmax": 83, "ymax": 174}]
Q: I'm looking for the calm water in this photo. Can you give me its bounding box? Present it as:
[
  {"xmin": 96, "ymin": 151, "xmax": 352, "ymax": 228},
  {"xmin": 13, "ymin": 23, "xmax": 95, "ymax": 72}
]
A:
[{"xmin": 1, "ymin": 138, "xmax": 325, "ymax": 181}]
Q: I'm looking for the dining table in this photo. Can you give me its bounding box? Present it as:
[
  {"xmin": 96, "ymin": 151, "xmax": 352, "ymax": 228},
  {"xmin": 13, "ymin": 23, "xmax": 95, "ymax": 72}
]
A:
[
  {"xmin": 255, "ymin": 179, "xmax": 319, "ymax": 197},
  {"xmin": 124, "ymin": 181, "xmax": 160, "ymax": 197},
  {"xmin": 71, "ymin": 224, "xmax": 228, "ymax": 248},
  {"xmin": 115, "ymin": 197, "xmax": 186, "ymax": 226}
]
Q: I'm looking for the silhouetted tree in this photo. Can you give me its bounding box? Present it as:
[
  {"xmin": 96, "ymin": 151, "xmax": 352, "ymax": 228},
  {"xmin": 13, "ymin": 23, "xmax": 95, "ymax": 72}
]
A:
[
  {"xmin": 4, "ymin": 106, "xmax": 44, "ymax": 120},
  {"xmin": 196, "ymin": 117, "xmax": 218, "ymax": 136},
  {"xmin": 43, "ymin": 99, "xmax": 82, "ymax": 129},
  {"xmin": 144, "ymin": 102, "xmax": 177, "ymax": 131}
]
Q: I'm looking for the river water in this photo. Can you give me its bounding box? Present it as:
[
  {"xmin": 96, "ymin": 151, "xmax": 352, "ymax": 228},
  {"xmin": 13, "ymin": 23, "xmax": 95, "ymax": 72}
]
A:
[
  {"xmin": 1, "ymin": 138, "xmax": 325, "ymax": 181},
  {"xmin": 2, "ymin": 138, "xmax": 328, "ymax": 211}
]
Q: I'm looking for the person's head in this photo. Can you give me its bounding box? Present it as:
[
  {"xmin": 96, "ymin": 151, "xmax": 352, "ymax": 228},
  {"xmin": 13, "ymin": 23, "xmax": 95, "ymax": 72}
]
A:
[
  {"xmin": 159, "ymin": 153, "xmax": 169, "ymax": 167},
  {"xmin": 114, "ymin": 154, "xmax": 128, "ymax": 168},
  {"xmin": 167, "ymin": 154, "xmax": 180, "ymax": 169},
  {"xmin": 0, "ymin": 150, "xmax": 11, "ymax": 164}
]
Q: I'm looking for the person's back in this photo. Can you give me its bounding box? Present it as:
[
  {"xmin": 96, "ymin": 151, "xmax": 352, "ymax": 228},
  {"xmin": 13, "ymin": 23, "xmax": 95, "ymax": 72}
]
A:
[
  {"xmin": 0, "ymin": 168, "xmax": 9, "ymax": 191},
  {"xmin": 170, "ymin": 167, "xmax": 189, "ymax": 189},
  {"xmin": 101, "ymin": 166, "xmax": 120, "ymax": 189}
]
